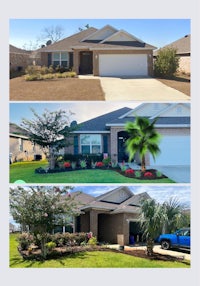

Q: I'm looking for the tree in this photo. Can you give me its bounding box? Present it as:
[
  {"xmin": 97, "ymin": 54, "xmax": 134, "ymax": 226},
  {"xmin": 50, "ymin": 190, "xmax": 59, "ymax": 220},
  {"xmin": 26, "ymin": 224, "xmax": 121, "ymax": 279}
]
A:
[
  {"xmin": 154, "ymin": 47, "xmax": 180, "ymax": 78},
  {"xmin": 39, "ymin": 25, "xmax": 64, "ymax": 44},
  {"xmin": 9, "ymin": 186, "xmax": 79, "ymax": 259},
  {"xmin": 20, "ymin": 108, "xmax": 78, "ymax": 169},
  {"xmin": 78, "ymin": 24, "xmax": 90, "ymax": 31},
  {"xmin": 139, "ymin": 198, "xmax": 164, "ymax": 256},
  {"xmin": 139, "ymin": 197, "xmax": 188, "ymax": 256},
  {"xmin": 125, "ymin": 116, "xmax": 161, "ymax": 172}
]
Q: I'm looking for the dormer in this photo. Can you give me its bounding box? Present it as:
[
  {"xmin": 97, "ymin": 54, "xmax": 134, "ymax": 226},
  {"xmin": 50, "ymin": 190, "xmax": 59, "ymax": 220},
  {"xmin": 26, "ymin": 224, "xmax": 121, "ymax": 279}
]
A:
[{"xmin": 81, "ymin": 25, "xmax": 118, "ymax": 42}]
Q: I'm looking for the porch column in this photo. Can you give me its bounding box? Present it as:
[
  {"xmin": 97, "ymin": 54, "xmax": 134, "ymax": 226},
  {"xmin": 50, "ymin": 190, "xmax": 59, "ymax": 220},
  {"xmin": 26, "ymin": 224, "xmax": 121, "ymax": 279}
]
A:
[
  {"xmin": 89, "ymin": 210, "xmax": 98, "ymax": 238},
  {"xmin": 73, "ymin": 50, "xmax": 79, "ymax": 74},
  {"xmin": 110, "ymin": 127, "xmax": 125, "ymax": 163}
]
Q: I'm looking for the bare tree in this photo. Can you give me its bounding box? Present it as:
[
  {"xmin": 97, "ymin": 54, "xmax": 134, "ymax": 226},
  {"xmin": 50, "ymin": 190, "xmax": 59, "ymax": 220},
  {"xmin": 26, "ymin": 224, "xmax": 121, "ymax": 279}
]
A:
[{"xmin": 39, "ymin": 25, "xmax": 65, "ymax": 43}]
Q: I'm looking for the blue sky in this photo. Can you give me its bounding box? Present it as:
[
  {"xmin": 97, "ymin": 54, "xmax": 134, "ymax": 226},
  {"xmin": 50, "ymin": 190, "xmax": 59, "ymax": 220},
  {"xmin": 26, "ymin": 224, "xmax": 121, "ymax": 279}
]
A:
[
  {"xmin": 9, "ymin": 19, "xmax": 190, "ymax": 50},
  {"xmin": 10, "ymin": 102, "xmax": 140, "ymax": 126}
]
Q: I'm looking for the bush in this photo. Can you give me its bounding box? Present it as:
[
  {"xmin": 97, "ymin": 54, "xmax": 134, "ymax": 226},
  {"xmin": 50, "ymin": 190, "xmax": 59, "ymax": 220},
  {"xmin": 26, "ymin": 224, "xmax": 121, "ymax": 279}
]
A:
[
  {"xmin": 88, "ymin": 237, "xmax": 98, "ymax": 246},
  {"xmin": 46, "ymin": 241, "xmax": 56, "ymax": 252},
  {"xmin": 18, "ymin": 232, "xmax": 34, "ymax": 250},
  {"xmin": 154, "ymin": 47, "xmax": 180, "ymax": 78}
]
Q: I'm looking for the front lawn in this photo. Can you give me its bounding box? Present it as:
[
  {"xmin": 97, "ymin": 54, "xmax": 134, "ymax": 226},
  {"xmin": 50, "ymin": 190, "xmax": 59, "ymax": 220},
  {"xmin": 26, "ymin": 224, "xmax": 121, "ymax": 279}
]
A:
[
  {"xmin": 10, "ymin": 76, "xmax": 105, "ymax": 101},
  {"xmin": 10, "ymin": 161, "xmax": 175, "ymax": 183},
  {"xmin": 10, "ymin": 234, "xmax": 189, "ymax": 268}
]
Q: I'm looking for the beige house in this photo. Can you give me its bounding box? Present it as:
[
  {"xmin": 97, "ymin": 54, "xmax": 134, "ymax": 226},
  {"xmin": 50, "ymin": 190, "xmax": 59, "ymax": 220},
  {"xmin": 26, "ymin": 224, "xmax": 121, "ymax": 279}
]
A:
[
  {"xmin": 153, "ymin": 34, "xmax": 191, "ymax": 74},
  {"xmin": 36, "ymin": 24, "xmax": 156, "ymax": 77},
  {"xmin": 9, "ymin": 123, "xmax": 45, "ymax": 163},
  {"xmin": 9, "ymin": 44, "xmax": 31, "ymax": 73},
  {"xmin": 71, "ymin": 186, "xmax": 151, "ymax": 245}
]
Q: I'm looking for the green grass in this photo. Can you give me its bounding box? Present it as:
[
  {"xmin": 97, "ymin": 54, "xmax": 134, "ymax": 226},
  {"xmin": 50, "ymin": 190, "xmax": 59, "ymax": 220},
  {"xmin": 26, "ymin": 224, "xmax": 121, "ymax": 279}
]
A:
[
  {"xmin": 10, "ymin": 161, "xmax": 174, "ymax": 183},
  {"xmin": 10, "ymin": 234, "xmax": 189, "ymax": 268}
]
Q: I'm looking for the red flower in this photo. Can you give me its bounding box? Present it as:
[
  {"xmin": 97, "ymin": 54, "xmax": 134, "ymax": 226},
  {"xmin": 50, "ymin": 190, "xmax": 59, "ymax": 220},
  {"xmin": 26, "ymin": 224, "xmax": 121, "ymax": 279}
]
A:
[
  {"xmin": 96, "ymin": 162, "xmax": 104, "ymax": 167},
  {"xmin": 125, "ymin": 169, "xmax": 135, "ymax": 174},
  {"xmin": 63, "ymin": 162, "xmax": 71, "ymax": 168},
  {"xmin": 144, "ymin": 171, "xmax": 153, "ymax": 177}
]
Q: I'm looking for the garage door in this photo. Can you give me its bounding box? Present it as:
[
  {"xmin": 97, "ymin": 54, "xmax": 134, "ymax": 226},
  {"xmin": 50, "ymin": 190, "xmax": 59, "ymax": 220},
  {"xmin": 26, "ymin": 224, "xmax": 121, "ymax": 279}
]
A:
[
  {"xmin": 99, "ymin": 54, "xmax": 148, "ymax": 77},
  {"xmin": 150, "ymin": 136, "xmax": 190, "ymax": 166}
]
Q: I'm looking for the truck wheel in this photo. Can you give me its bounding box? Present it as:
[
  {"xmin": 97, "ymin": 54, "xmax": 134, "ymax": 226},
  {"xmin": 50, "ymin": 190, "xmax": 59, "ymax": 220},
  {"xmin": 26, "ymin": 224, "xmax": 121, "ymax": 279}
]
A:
[{"xmin": 161, "ymin": 240, "xmax": 170, "ymax": 250}]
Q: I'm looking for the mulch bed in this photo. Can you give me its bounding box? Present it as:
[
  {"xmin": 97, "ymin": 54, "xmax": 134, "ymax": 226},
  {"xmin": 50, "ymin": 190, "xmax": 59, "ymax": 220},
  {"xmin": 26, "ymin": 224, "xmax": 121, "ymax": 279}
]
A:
[
  {"xmin": 10, "ymin": 76, "xmax": 105, "ymax": 101},
  {"xmin": 35, "ymin": 166, "xmax": 168, "ymax": 180}
]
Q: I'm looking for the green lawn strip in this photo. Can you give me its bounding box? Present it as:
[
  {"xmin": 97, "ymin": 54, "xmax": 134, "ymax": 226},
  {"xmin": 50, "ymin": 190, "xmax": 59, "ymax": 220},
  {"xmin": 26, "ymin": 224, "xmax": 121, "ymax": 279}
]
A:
[
  {"xmin": 10, "ymin": 161, "xmax": 174, "ymax": 183},
  {"xmin": 10, "ymin": 234, "xmax": 189, "ymax": 268}
]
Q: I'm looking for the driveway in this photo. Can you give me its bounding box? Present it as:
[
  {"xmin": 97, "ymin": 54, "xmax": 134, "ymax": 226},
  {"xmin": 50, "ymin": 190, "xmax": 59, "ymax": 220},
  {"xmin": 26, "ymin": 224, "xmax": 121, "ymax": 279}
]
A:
[
  {"xmin": 79, "ymin": 75, "xmax": 190, "ymax": 101},
  {"xmin": 151, "ymin": 165, "xmax": 191, "ymax": 183}
]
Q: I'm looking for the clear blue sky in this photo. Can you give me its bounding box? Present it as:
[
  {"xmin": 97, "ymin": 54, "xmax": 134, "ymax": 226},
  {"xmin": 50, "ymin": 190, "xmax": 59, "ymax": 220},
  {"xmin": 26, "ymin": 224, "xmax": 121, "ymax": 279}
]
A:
[
  {"xmin": 9, "ymin": 19, "xmax": 190, "ymax": 50},
  {"xmin": 9, "ymin": 102, "xmax": 140, "ymax": 126}
]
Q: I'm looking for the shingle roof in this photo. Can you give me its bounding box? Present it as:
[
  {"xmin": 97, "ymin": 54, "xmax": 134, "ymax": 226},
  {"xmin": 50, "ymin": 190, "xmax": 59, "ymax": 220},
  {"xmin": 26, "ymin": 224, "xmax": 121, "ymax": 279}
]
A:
[
  {"xmin": 76, "ymin": 107, "xmax": 132, "ymax": 132},
  {"xmin": 9, "ymin": 123, "xmax": 29, "ymax": 136},
  {"xmin": 40, "ymin": 26, "xmax": 156, "ymax": 52},
  {"xmin": 9, "ymin": 44, "xmax": 31, "ymax": 54},
  {"xmin": 154, "ymin": 34, "xmax": 190, "ymax": 56}
]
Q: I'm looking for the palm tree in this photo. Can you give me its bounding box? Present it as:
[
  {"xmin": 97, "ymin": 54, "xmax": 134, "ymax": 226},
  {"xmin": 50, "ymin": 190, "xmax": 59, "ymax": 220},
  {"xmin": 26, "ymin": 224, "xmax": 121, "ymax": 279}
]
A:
[
  {"xmin": 125, "ymin": 116, "xmax": 161, "ymax": 172},
  {"xmin": 139, "ymin": 198, "xmax": 164, "ymax": 256},
  {"xmin": 162, "ymin": 197, "xmax": 185, "ymax": 233}
]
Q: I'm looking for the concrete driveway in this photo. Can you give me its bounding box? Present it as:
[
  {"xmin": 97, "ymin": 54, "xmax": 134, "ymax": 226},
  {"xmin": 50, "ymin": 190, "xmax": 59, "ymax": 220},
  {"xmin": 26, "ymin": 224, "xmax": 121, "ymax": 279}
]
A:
[
  {"xmin": 151, "ymin": 165, "xmax": 191, "ymax": 183},
  {"xmin": 79, "ymin": 75, "xmax": 190, "ymax": 101}
]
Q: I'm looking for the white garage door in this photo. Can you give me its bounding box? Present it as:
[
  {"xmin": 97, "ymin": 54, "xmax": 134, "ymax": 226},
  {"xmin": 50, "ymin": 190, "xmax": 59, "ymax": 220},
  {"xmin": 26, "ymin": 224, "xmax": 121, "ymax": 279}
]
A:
[
  {"xmin": 99, "ymin": 54, "xmax": 148, "ymax": 77},
  {"xmin": 150, "ymin": 136, "xmax": 190, "ymax": 166}
]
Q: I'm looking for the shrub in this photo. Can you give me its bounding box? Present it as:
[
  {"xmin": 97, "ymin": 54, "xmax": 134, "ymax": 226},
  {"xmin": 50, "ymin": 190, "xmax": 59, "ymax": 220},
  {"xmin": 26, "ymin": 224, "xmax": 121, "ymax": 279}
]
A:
[
  {"xmin": 18, "ymin": 232, "xmax": 34, "ymax": 250},
  {"xmin": 144, "ymin": 171, "xmax": 154, "ymax": 178},
  {"xmin": 80, "ymin": 159, "xmax": 87, "ymax": 169},
  {"xmin": 71, "ymin": 161, "xmax": 77, "ymax": 170},
  {"xmin": 154, "ymin": 47, "xmax": 179, "ymax": 78},
  {"xmin": 96, "ymin": 161, "xmax": 104, "ymax": 168},
  {"xmin": 120, "ymin": 161, "xmax": 127, "ymax": 172},
  {"xmin": 156, "ymin": 170, "xmax": 162, "ymax": 178},
  {"xmin": 45, "ymin": 241, "xmax": 56, "ymax": 252},
  {"xmin": 88, "ymin": 237, "xmax": 98, "ymax": 246},
  {"xmin": 134, "ymin": 170, "xmax": 141, "ymax": 178},
  {"xmin": 102, "ymin": 157, "xmax": 111, "ymax": 167},
  {"xmin": 63, "ymin": 161, "xmax": 71, "ymax": 168},
  {"xmin": 125, "ymin": 168, "xmax": 134, "ymax": 175}
]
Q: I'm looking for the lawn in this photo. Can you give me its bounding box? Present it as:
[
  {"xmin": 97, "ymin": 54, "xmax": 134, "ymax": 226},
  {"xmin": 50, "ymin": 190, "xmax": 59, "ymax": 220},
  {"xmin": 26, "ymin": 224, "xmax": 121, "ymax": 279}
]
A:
[
  {"xmin": 10, "ymin": 161, "xmax": 175, "ymax": 183},
  {"xmin": 10, "ymin": 234, "xmax": 189, "ymax": 268},
  {"xmin": 10, "ymin": 76, "xmax": 105, "ymax": 101}
]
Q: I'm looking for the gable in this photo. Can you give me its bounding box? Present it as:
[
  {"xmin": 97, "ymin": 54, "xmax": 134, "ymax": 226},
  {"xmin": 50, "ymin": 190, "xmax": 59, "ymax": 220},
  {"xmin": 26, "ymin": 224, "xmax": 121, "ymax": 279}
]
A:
[
  {"xmin": 101, "ymin": 30, "xmax": 143, "ymax": 43},
  {"xmin": 120, "ymin": 103, "xmax": 170, "ymax": 118},
  {"xmin": 82, "ymin": 25, "xmax": 118, "ymax": 42},
  {"xmin": 150, "ymin": 103, "xmax": 190, "ymax": 118},
  {"xmin": 96, "ymin": 186, "xmax": 133, "ymax": 204}
]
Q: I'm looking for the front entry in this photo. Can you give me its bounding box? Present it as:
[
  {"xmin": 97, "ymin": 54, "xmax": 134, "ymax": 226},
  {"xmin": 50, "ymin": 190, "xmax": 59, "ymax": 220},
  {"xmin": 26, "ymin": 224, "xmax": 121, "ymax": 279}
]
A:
[
  {"xmin": 79, "ymin": 51, "xmax": 93, "ymax": 74},
  {"xmin": 118, "ymin": 131, "xmax": 129, "ymax": 162}
]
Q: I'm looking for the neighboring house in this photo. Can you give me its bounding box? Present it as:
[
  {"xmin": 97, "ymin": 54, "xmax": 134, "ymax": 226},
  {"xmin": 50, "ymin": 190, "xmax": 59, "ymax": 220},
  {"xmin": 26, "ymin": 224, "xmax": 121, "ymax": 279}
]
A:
[
  {"xmin": 9, "ymin": 44, "xmax": 31, "ymax": 72},
  {"xmin": 35, "ymin": 25, "xmax": 156, "ymax": 77},
  {"xmin": 9, "ymin": 123, "xmax": 45, "ymax": 163},
  {"xmin": 153, "ymin": 34, "xmax": 191, "ymax": 74},
  {"xmin": 66, "ymin": 103, "xmax": 190, "ymax": 167},
  {"xmin": 70, "ymin": 186, "xmax": 151, "ymax": 245}
]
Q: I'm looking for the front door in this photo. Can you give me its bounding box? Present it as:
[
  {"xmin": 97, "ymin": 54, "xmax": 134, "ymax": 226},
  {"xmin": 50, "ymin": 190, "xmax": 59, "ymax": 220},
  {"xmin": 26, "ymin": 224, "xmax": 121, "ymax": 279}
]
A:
[
  {"xmin": 118, "ymin": 131, "xmax": 129, "ymax": 162},
  {"xmin": 79, "ymin": 51, "xmax": 93, "ymax": 74}
]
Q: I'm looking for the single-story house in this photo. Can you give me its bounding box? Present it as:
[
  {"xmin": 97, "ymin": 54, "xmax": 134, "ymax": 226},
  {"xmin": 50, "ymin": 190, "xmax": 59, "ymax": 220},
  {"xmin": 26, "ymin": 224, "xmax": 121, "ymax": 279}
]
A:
[
  {"xmin": 9, "ymin": 123, "xmax": 45, "ymax": 163},
  {"xmin": 69, "ymin": 186, "xmax": 151, "ymax": 245},
  {"xmin": 9, "ymin": 44, "xmax": 31, "ymax": 72},
  {"xmin": 153, "ymin": 34, "xmax": 191, "ymax": 74},
  {"xmin": 34, "ymin": 25, "xmax": 157, "ymax": 77},
  {"xmin": 66, "ymin": 102, "xmax": 190, "ymax": 167}
]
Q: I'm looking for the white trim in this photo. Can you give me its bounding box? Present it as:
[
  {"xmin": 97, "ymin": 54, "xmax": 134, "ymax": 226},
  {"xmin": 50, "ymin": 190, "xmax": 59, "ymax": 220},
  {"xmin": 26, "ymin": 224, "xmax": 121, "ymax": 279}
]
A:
[
  {"xmin": 150, "ymin": 103, "xmax": 190, "ymax": 119},
  {"xmin": 80, "ymin": 25, "xmax": 118, "ymax": 42},
  {"xmin": 10, "ymin": 133, "xmax": 29, "ymax": 139},
  {"xmin": 100, "ymin": 29, "xmax": 145, "ymax": 44},
  {"xmin": 105, "ymin": 123, "xmax": 190, "ymax": 128},
  {"xmin": 90, "ymin": 47, "xmax": 154, "ymax": 51}
]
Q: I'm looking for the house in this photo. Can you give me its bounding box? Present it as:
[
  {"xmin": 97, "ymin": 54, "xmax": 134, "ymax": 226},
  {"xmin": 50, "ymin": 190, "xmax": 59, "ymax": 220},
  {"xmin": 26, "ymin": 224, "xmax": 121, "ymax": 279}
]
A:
[
  {"xmin": 70, "ymin": 186, "xmax": 151, "ymax": 245},
  {"xmin": 35, "ymin": 25, "xmax": 156, "ymax": 77},
  {"xmin": 153, "ymin": 34, "xmax": 191, "ymax": 74},
  {"xmin": 65, "ymin": 102, "xmax": 190, "ymax": 167},
  {"xmin": 9, "ymin": 123, "xmax": 45, "ymax": 163},
  {"xmin": 9, "ymin": 44, "xmax": 31, "ymax": 73}
]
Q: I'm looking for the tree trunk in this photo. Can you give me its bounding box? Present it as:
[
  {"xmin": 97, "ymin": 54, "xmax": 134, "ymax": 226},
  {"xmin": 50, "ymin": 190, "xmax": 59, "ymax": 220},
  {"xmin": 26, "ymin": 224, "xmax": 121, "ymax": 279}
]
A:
[
  {"xmin": 146, "ymin": 237, "xmax": 154, "ymax": 256},
  {"xmin": 141, "ymin": 156, "xmax": 146, "ymax": 172},
  {"xmin": 48, "ymin": 148, "xmax": 56, "ymax": 170},
  {"xmin": 40, "ymin": 236, "xmax": 48, "ymax": 259}
]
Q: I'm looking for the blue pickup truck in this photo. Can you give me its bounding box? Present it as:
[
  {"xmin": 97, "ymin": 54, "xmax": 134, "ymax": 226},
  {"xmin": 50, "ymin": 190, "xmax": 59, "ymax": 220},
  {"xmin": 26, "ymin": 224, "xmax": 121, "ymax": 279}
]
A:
[{"xmin": 157, "ymin": 228, "xmax": 190, "ymax": 250}]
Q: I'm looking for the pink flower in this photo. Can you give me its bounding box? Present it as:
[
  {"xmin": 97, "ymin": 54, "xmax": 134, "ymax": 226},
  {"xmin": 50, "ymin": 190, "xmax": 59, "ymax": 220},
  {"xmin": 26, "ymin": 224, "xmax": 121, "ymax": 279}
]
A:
[{"xmin": 96, "ymin": 162, "xmax": 104, "ymax": 167}]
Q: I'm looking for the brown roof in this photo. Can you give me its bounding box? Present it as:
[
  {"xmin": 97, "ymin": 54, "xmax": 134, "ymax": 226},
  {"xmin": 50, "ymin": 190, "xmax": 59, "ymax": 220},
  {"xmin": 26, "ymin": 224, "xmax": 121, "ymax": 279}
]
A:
[
  {"xmin": 9, "ymin": 123, "xmax": 29, "ymax": 136},
  {"xmin": 40, "ymin": 26, "xmax": 156, "ymax": 52},
  {"xmin": 154, "ymin": 34, "xmax": 190, "ymax": 56},
  {"xmin": 9, "ymin": 44, "xmax": 31, "ymax": 54}
]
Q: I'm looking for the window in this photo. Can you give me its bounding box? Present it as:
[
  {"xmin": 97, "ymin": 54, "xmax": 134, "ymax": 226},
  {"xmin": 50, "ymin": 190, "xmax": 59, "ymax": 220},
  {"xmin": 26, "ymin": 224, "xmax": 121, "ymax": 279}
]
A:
[
  {"xmin": 80, "ymin": 135, "xmax": 101, "ymax": 154},
  {"xmin": 52, "ymin": 52, "xmax": 68, "ymax": 67},
  {"xmin": 18, "ymin": 138, "xmax": 23, "ymax": 152}
]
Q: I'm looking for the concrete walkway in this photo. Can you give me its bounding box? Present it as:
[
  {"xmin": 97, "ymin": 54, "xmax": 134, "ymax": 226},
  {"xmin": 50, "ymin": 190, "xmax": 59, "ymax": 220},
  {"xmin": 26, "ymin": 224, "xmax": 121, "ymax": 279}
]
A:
[
  {"xmin": 107, "ymin": 244, "xmax": 191, "ymax": 261},
  {"xmin": 79, "ymin": 75, "xmax": 190, "ymax": 101}
]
